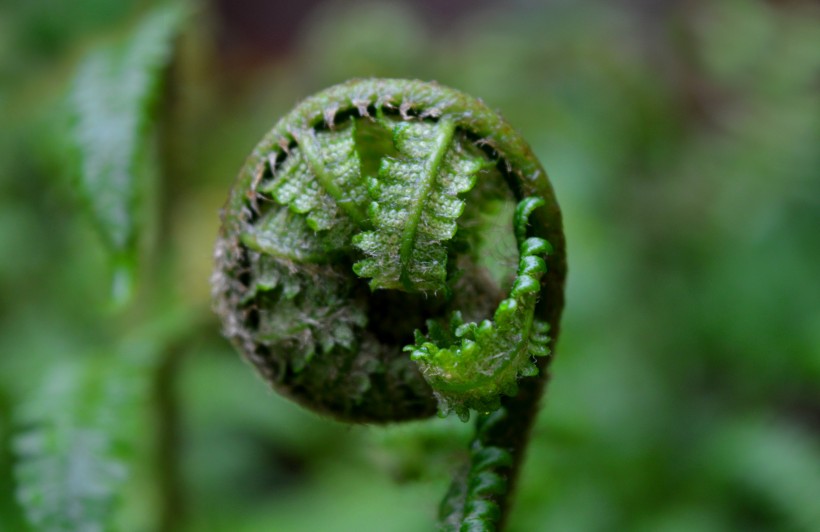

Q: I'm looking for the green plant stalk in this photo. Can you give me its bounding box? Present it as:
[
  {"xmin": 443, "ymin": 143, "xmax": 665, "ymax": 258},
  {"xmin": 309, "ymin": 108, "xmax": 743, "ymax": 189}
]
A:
[{"xmin": 213, "ymin": 78, "xmax": 566, "ymax": 530}]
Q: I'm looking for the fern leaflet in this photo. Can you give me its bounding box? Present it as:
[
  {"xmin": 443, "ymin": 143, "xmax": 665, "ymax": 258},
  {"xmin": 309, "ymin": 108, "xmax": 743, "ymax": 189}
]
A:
[
  {"xmin": 405, "ymin": 197, "xmax": 552, "ymax": 420},
  {"xmin": 261, "ymin": 121, "xmax": 369, "ymax": 232},
  {"xmin": 353, "ymin": 119, "xmax": 489, "ymax": 292}
]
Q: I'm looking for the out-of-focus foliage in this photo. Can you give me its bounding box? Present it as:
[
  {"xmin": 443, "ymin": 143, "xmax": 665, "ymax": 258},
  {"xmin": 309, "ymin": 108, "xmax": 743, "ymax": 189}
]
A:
[
  {"xmin": 15, "ymin": 342, "xmax": 153, "ymax": 531},
  {"xmin": 0, "ymin": 0, "xmax": 818, "ymax": 531},
  {"xmin": 69, "ymin": 3, "xmax": 186, "ymax": 306}
]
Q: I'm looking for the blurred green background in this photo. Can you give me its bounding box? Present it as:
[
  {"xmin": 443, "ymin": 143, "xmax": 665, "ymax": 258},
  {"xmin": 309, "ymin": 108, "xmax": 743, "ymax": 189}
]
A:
[{"xmin": 1, "ymin": 0, "xmax": 819, "ymax": 530}]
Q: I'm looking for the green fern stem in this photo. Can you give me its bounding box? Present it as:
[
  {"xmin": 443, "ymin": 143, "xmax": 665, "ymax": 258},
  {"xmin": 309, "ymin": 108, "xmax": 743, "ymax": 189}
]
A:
[{"xmin": 212, "ymin": 78, "xmax": 566, "ymax": 530}]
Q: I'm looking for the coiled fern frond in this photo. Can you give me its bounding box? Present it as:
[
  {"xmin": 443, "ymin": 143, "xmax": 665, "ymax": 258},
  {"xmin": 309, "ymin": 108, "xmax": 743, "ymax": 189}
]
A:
[{"xmin": 212, "ymin": 78, "xmax": 566, "ymax": 530}]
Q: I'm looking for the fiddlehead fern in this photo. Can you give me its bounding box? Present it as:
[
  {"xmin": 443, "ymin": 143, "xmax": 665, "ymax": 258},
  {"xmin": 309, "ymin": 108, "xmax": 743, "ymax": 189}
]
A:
[{"xmin": 212, "ymin": 78, "xmax": 566, "ymax": 529}]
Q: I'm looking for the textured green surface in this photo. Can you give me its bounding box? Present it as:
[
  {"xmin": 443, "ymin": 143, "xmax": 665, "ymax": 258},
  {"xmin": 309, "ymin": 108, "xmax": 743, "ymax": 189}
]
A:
[
  {"xmin": 353, "ymin": 118, "xmax": 486, "ymax": 292},
  {"xmin": 407, "ymin": 198, "xmax": 552, "ymax": 421},
  {"xmin": 212, "ymin": 79, "xmax": 566, "ymax": 529}
]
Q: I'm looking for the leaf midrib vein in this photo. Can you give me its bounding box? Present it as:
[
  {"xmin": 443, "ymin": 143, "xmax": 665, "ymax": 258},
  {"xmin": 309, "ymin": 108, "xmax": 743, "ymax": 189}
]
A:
[
  {"xmin": 298, "ymin": 128, "xmax": 367, "ymax": 226},
  {"xmin": 399, "ymin": 120, "xmax": 456, "ymax": 290}
]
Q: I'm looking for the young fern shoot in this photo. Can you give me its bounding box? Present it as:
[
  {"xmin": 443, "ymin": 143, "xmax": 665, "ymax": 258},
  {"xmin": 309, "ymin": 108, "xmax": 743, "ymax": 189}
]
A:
[
  {"xmin": 212, "ymin": 78, "xmax": 566, "ymax": 530},
  {"xmin": 407, "ymin": 197, "xmax": 553, "ymax": 421}
]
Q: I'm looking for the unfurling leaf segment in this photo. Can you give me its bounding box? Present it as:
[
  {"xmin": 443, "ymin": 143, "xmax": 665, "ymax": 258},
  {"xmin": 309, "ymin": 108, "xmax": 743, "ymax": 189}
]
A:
[
  {"xmin": 407, "ymin": 197, "xmax": 552, "ymax": 421},
  {"xmin": 353, "ymin": 118, "xmax": 486, "ymax": 292},
  {"xmin": 213, "ymin": 79, "xmax": 566, "ymax": 531}
]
